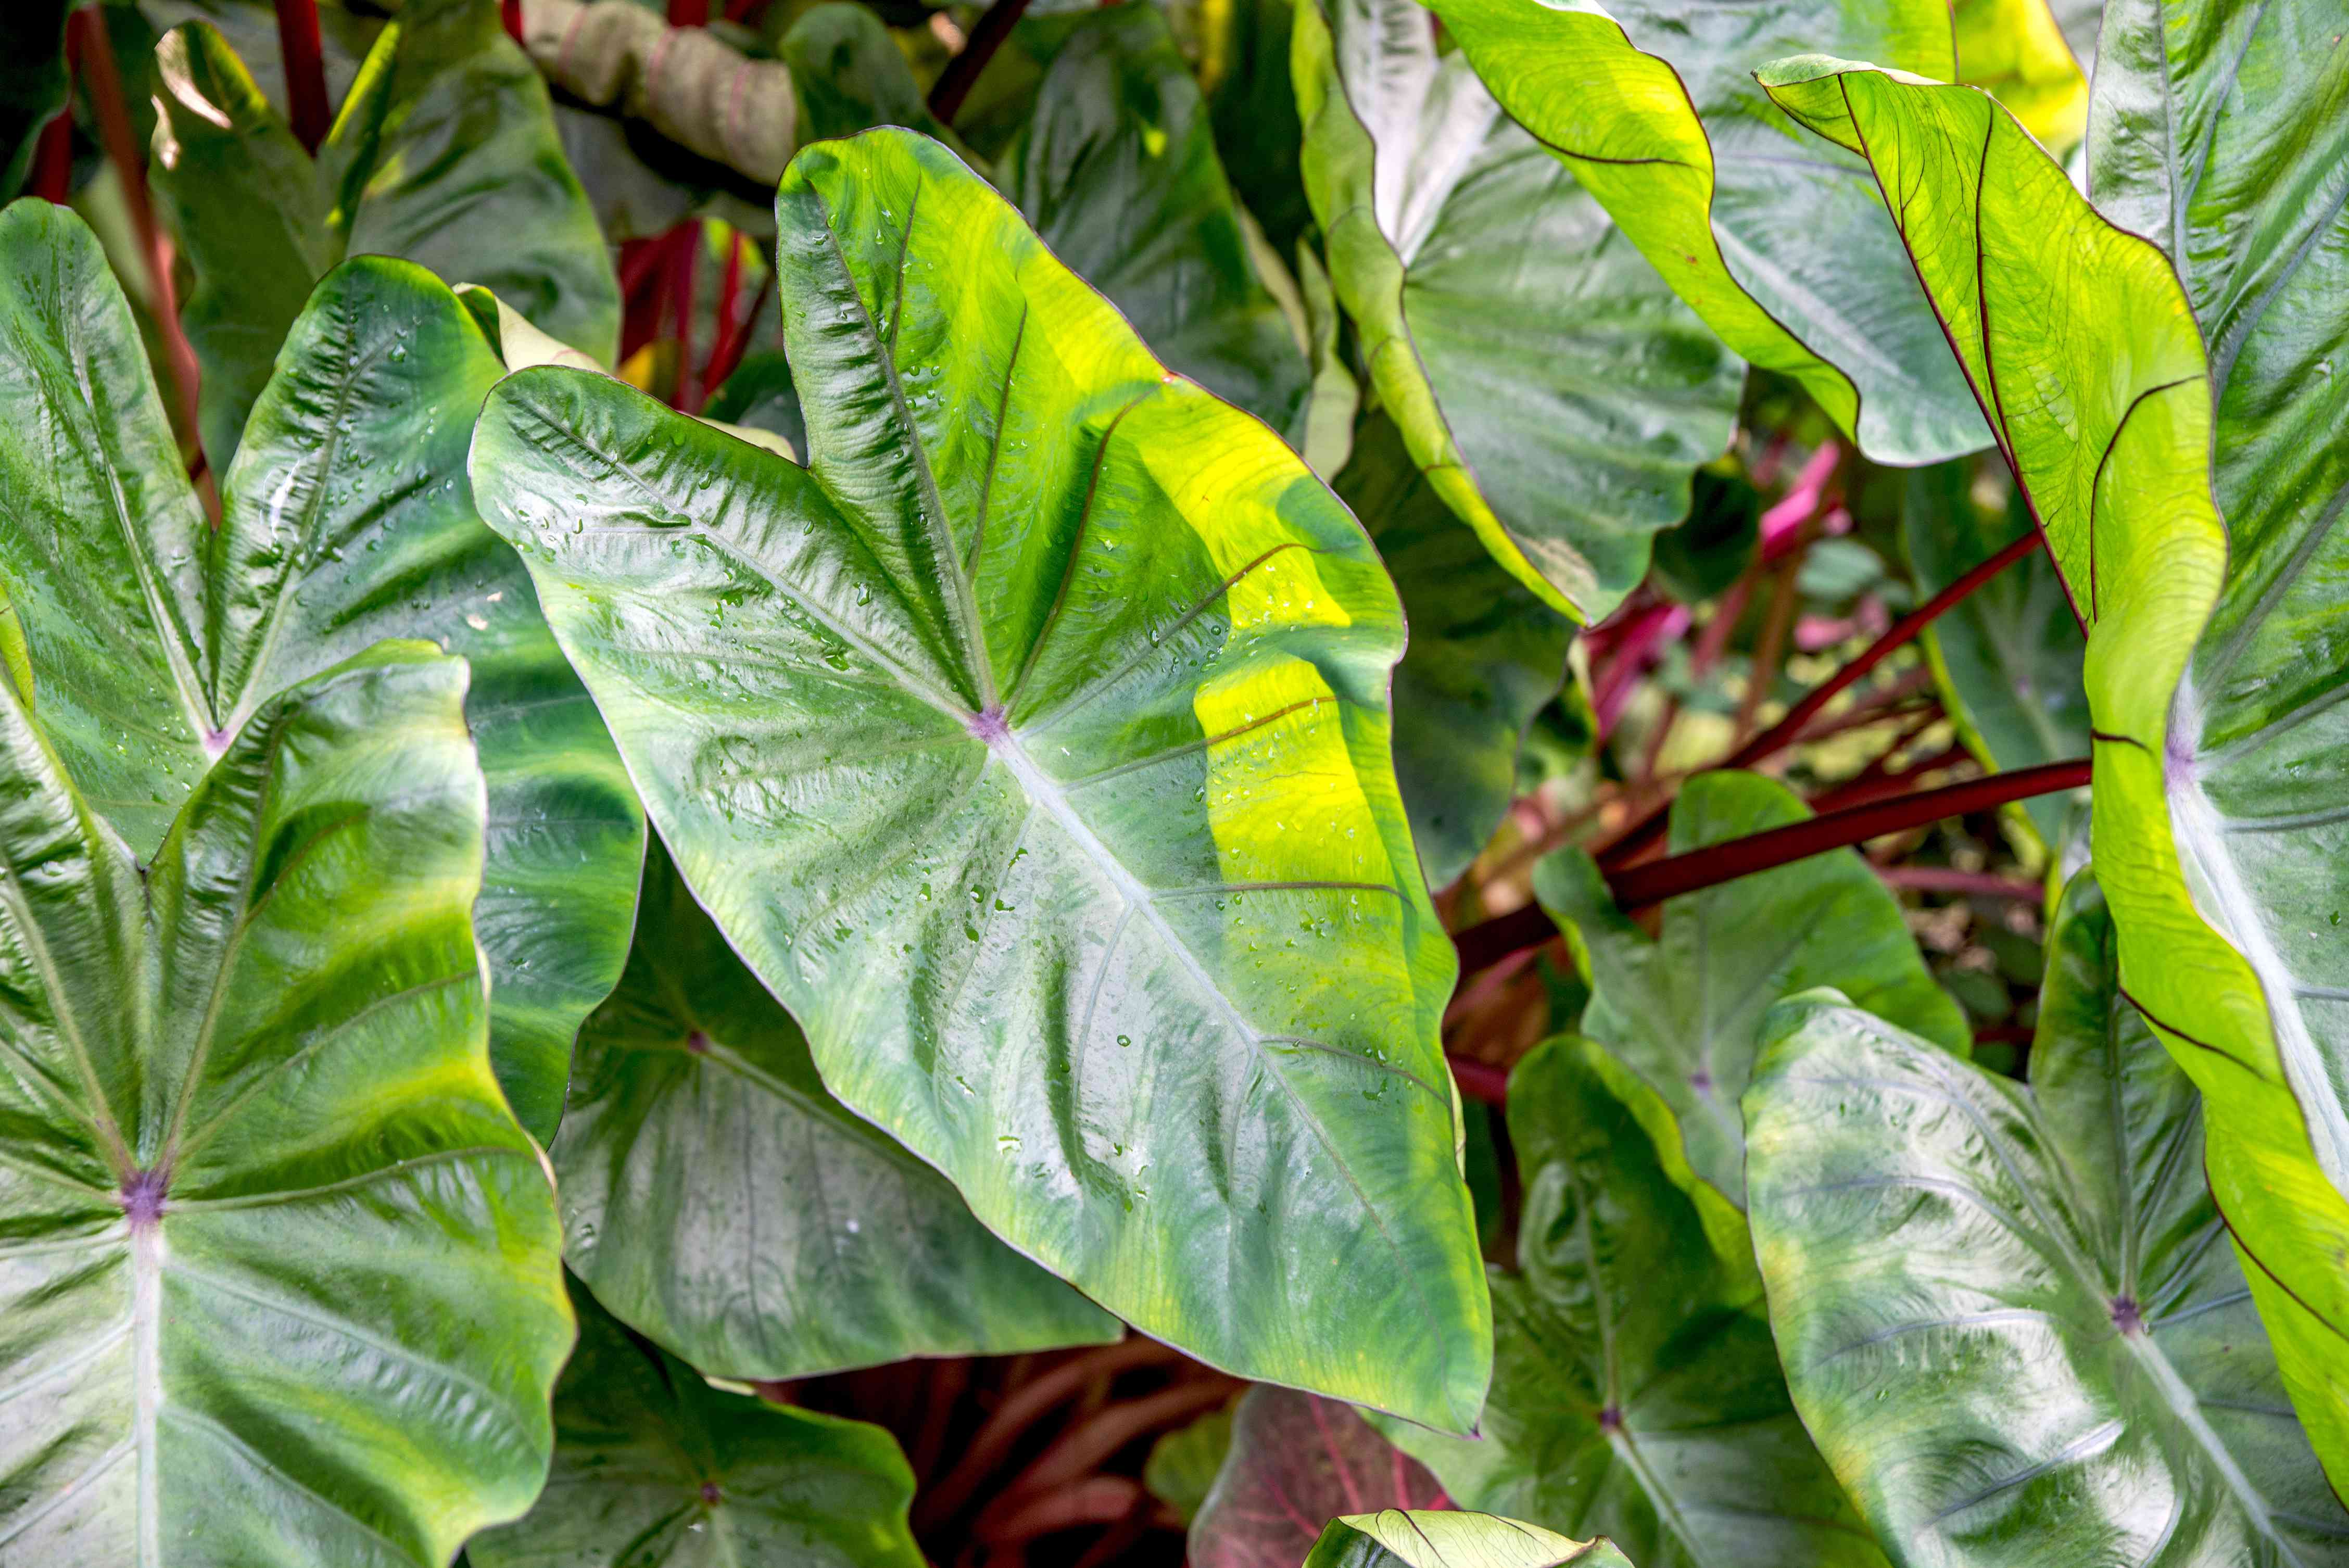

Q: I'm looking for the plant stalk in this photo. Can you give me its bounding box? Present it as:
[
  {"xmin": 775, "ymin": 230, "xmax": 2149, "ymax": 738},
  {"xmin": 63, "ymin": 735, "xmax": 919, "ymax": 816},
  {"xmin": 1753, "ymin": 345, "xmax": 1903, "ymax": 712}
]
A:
[
  {"xmin": 1452, "ymin": 757, "xmax": 2089, "ymax": 984},
  {"xmin": 273, "ymin": 0, "xmax": 331, "ymax": 154},
  {"xmin": 928, "ymin": 0, "xmax": 1037, "ymax": 124}
]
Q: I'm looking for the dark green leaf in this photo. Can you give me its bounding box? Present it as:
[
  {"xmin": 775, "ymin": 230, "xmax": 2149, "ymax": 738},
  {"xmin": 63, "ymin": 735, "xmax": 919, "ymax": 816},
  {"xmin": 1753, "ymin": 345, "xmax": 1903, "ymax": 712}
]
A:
[
  {"xmin": 0, "ymin": 641, "xmax": 571, "ymax": 1564},
  {"xmin": 1011, "ymin": 3, "xmax": 1310, "ymax": 439},
  {"xmin": 469, "ymin": 128, "xmax": 1489, "ymax": 1429},
  {"xmin": 1201, "ymin": 0, "xmax": 1313, "ymax": 258},
  {"xmin": 1744, "ymin": 877, "xmax": 2349, "ymax": 1563},
  {"xmin": 468, "ymin": 1282, "xmax": 925, "ymax": 1568},
  {"xmin": 778, "ymin": 3, "xmax": 959, "ymax": 147},
  {"xmin": 1146, "ymin": 1400, "xmax": 1237, "ymax": 1527},
  {"xmin": 0, "ymin": 204, "xmax": 642, "ymax": 1139},
  {"xmin": 1340, "ymin": 414, "xmax": 1573, "ymax": 890},
  {"xmin": 1387, "ymin": 1036, "xmax": 1885, "ymax": 1568},
  {"xmin": 0, "ymin": 0, "xmax": 69, "ymax": 201},
  {"xmin": 1294, "ymin": 0, "xmax": 1745, "ymax": 622},
  {"xmin": 1534, "ymin": 769, "xmax": 1966, "ymax": 1203},
  {"xmin": 557, "ymin": 839, "xmax": 1120, "ymax": 1379}
]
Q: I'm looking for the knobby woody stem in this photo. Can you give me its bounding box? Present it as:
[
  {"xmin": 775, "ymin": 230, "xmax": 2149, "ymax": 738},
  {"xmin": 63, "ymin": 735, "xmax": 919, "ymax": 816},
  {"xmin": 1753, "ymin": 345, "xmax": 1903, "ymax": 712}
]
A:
[
  {"xmin": 1450, "ymin": 757, "xmax": 2090, "ymax": 987},
  {"xmin": 274, "ymin": 0, "xmax": 331, "ymax": 154},
  {"xmin": 928, "ymin": 0, "xmax": 1038, "ymax": 123},
  {"xmin": 1599, "ymin": 528, "xmax": 2046, "ymax": 869}
]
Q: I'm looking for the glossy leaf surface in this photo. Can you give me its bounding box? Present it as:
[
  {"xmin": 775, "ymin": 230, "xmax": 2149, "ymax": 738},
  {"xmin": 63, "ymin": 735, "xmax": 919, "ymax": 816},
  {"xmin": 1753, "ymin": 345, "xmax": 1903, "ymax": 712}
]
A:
[
  {"xmin": 469, "ymin": 1284, "xmax": 925, "ymax": 1568},
  {"xmin": 1429, "ymin": 0, "xmax": 1989, "ymax": 471},
  {"xmin": 1388, "ymin": 1036, "xmax": 1885, "ymax": 1568},
  {"xmin": 1293, "ymin": 0, "xmax": 1744, "ymax": 622},
  {"xmin": 0, "ymin": 205, "xmax": 641, "ymax": 1139},
  {"xmin": 1902, "ymin": 463, "xmax": 2087, "ymax": 851},
  {"xmin": 0, "ymin": 643, "xmax": 571, "ymax": 1565},
  {"xmin": 556, "ymin": 840, "xmax": 1119, "ymax": 1380},
  {"xmin": 1745, "ymin": 877, "xmax": 2349, "ymax": 1564},
  {"xmin": 1761, "ymin": 53, "xmax": 2349, "ymax": 1488},
  {"xmin": 470, "ymin": 128, "xmax": 1489, "ymax": 1429},
  {"xmin": 1304, "ymin": 1512, "xmax": 1633, "ymax": 1568},
  {"xmin": 1192, "ymin": 1386, "xmax": 1449, "ymax": 1568},
  {"xmin": 1534, "ymin": 769, "xmax": 1966, "ymax": 1202},
  {"xmin": 153, "ymin": 0, "xmax": 617, "ymax": 466},
  {"xmin": 1341, "ymin": 415, "xmax": 1573, "ymax": 890},
  {"xmin": 1011, "ymin": 3, "xmax": 1311, "ymax": 440}
]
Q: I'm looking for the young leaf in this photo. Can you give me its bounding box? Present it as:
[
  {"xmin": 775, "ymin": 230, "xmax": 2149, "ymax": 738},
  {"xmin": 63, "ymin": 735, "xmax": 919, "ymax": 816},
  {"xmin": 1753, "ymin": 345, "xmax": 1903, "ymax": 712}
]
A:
[
  {"xmin": 1426, "ymin": 0, "xmax": 1989, "ymax": 470},
  {"xmin": 0, "ymin": 641, "xmax": 571, "ymax": 1565},
  {"xmin": 468, "ymin": 1283, "xmax": 925, "ymax": 1568},
  {"xmin": 1010, "ymin": 3, "xmax": 1312, "ymax": 441},
  {"xmin": 1304, "ymin": 1512, "xmax": 1633, "ymax": 1568},
  {"xmin": 469, "ymin": 128, "xmax": 1491, "ymax": 1430},
  {"xmin": 1191, "ymin": 1387, "xmax": 1449, "ymax": 1568},
  {"xmin": 1534, "ymin": 770, "xmax": 1966, "ymax": 1203},
  {"xmin": 1386, "ymin": 1037, "xmax": 1886, "ymax": 1568},
  {"xmin": 153, "ymin": 0, "xmax": 618, "ymax": 467},
  {"xmin": 1759, "ymin": 53, "xmax": 2349, "ymax": 1489},
  {"xmin": 1147, "ymin": 1401, "xmax": 1239, "ymax": 1527},
  {"xmin": 557, "ymin": 839, "xmax": 1121, "ymax": 1380},
  {"xmin": 0, "ymin": 204, "xmax": 643, "ymax": 1140},
  {"xmin": 1292, "ymin": 0, "xmax": 1745, "ymax": 622},
  {"xmin": 1901, "ymin": 463, "xmax": 2088, "ymax": 852},
  {"xmin": 1340, "ymin": 414, "xmax": 1575, "ymax": 890},
  {"xmin": 1744, "ymin": 877, "xmax": 2349, "ymax": 1563}
]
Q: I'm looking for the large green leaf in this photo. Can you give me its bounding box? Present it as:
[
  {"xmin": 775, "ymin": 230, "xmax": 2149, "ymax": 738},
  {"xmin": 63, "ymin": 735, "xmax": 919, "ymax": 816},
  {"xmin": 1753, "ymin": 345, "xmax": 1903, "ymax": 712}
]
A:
[
  {"xmin": 1744, "ymin": 876, "xmax": 2349, "ymax": 1564},
  {"xmin": 556, "ymin": 839, "xmax": 1119, "ymax": 1379},
  {"xmin": 1340, "ymin": 414, "xmax": 1574, "ymax": 890},
  {"xmin": 1760, "ymin": 52, "xmax": 2349, "ymax": 1489},
  {"xmin": 469, "ymin": 127, "xmax": 1490, "ymax": 1429},
  {"xmin": 1304, "ymin": 1513, "xmax": 1635, "ymax": 1568},
  {"xmin": 1292, "ymin": 0, "xmax": 1745, "ymax": 622},
  {"xmin": 1533, "ymin": 769, "xmax": 1966, "ymax": 1203},
  {"xmin": 0, "ymin": 202, "xmax": 642, "ymax": 1140},
  {"xmin": 1010, "ymin": 3, "xmax": 1311, "ymax": 441},
  {"xmin": 152, "ymin": 0, "xmax": 618, "ymax": 469},
  {"xmin": 1902, "ymin": 461, "xmax": 2088, "ymax": 851},
  {"xmin": 468, "ymin": 1283, "xmax": 924, "ymax": 1568},
  {"xmin": 1386, "ymin": 1036, "xmax": 1886, "ymax": 1567},
  {"xmin": 0, "ymin": 640, "xmax": 571, "ymax": 1564},
  {"xmin": 1192, "ymin": 1386, "xmax": 1449, "ymax": 1568},
  {"xmin": 1426, "ymin": 0, "xmax": 1989, "ymax": 475}
]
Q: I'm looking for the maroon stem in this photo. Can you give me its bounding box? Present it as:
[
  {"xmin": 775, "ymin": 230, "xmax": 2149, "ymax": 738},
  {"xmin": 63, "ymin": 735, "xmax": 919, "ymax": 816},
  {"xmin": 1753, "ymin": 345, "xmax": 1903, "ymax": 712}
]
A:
[
  {"xmin": 501, "ymin": 0, "xmax": 524, "ymax": 43},
  {"xmin": 1447, "ymin": 1055, "xmax": 1509, "ymax": 1107},
  {"xmin": 273, "ymin": 0, "xmax": 331, "ymax": 154},
  {"xmin": 1451, "ymin": 758, "xmax": 2089, "ymax": 984},
  {"xmin": 29, "ymin": 108, "xmax": 71, "ymax": 204},
  {"xmin": 1600, "ymin": 529, "xmax": 2045, "ymax": 869},
  {"xmin": 668, "ymin": 0, "xmax": 711, "ymax": 24},
  {"xmin": 668, "ymin": 223, "xmax": 700, "ymax": 410},
  {"xmin": 1878, "ymin": 866, "xmax": 2044, "ymax": 901},
  {"xmin": 928, "ymin": 0, "xmax": 1036, "ymax": 123}
]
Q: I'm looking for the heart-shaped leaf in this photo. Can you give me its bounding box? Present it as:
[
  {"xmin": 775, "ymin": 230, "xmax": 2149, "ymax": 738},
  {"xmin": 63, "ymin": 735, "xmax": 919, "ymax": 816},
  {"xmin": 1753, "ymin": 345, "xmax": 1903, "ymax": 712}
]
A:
[
  {"xmin": 1386, "ymin": 1035, "xmax": 1886, "ymax": 1567},
  {"xmin": 1191, "ymin": 1386, "xmax": 1449, "ymax": 1568},
  {"xmin": 0, "ymin": 202, "xmax": 643, "ymax": 1139},
  {"xmin": 469, "ymin": 127, "xmax": 1489, "ymax": 1429},
  {"xmin": 1010, "ymin": 3, "xmax": 1311, "ymax": 441},
  {"xmin": 1293, "ymin": 0, "xmax": 1745, "ymax": 622},
  {"xmin": 152, "ymin": 0, "xmax": 618, "ymax": 467},
  {"xmin": 468, "ymin": 1283, "xmax": 924, "ymax": 1568},
  {"xmin": 1425, "ymin": 0, "xmax": 1989, "ymax": 474},
  {"xmin": 1760, "ymin": 50, "xmax": 2349, "ymax": 1487},
  {"xmin": 1534, "ymin": 769, "xmax": 1966, "ymax": 1204},
  {"xmin": 0, "ymin": 641, "xmax": 570, "ymax": 1564},
  {"xmin": 1745, "ymin": 876, "xmax": 2349, "ymax": 1563},
  {"xmin": 1341, "ymin": 415, "xmax": 1574, "ymax": 890},
  {"xmin": 556, "ymin": 839, "xmax": 1120, "ymax": 1379},
  {"xmin": 1305, "ymin": 1512, "xmax": 1634, "ymax": 1568}
]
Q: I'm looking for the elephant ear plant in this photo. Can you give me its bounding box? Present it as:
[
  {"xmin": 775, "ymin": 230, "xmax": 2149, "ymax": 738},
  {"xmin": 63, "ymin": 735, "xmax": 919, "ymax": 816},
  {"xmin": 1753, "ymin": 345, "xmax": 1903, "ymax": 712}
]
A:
[{"xmin": 4, "ymin": 0, "xmax": 2348, "ymax": 1560}]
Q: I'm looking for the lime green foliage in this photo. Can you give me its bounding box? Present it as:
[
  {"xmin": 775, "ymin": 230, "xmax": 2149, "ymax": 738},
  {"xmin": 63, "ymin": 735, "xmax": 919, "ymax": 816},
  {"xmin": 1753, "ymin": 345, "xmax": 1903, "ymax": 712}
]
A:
[
  {"xmin": 1304, "ymin": 1512, "xmax": 1634, "ymax": 1568},
  {"xmin": 0, "ymin": 643, "xmax": 571, "ymax": 1565},
  {"xmin": 152, "ymin": 0, "xmax": 617, "ymax": 467},
  {"xmin": 470, "ymin": 1285, "xmax": 925, "ymax": 1568},
  {"xmin": 1536, "ymin": 770, "xmax": 1966, "ymax": 1202},
  {"xmin": 1761, "ymin": 53, "xmax": 2349, "ymax": 1490},
  {"xmin": 0, "ymin": 204, "xmax": 641, "ymax": 1139},
  {"xmin": 1746, "ymin": 878, "xmax": 2349, "ymax": 1564},
  {"xmin": 1387, "ymin": 1037, "xmax": 1884, "ymax": 1567},
  {"xmin": 470, "ymin": 128, "xmax": 1489, "ymax": 1430},
  {"xmin": 557, "ymin": 841, "xmax": 1119, "ymax": 1379},
  {"xmin": 1293, "ymin": 0, "xmax": 1744, "ymax": 622}
]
